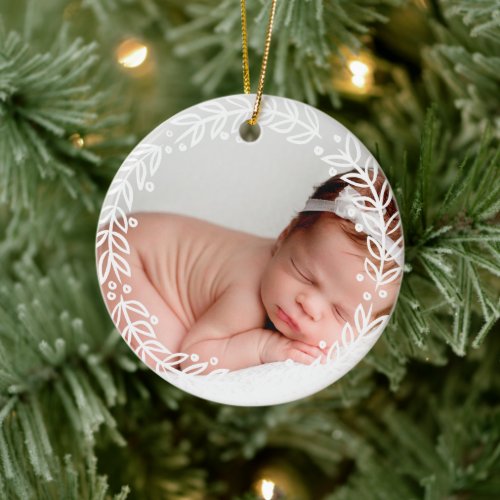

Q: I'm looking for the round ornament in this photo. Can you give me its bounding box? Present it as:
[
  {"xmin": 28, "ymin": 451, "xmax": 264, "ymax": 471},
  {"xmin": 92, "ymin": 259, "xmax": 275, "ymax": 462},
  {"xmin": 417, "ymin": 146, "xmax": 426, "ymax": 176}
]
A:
[{"xmin": 95, "ymin": 93, "xmax": 405, "ymax": 406}]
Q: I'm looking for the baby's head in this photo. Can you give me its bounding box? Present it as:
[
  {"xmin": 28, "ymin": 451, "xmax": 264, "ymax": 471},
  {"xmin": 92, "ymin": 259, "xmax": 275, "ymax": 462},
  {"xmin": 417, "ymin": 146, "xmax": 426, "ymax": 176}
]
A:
[{"xmin": 260, "ymin": 169, "xmax": 403, "ymax": 349}]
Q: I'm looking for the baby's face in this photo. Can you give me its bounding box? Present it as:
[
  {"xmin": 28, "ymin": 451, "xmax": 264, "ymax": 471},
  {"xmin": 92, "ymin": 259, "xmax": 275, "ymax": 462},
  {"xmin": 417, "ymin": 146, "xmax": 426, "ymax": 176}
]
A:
[{"xmin": 260, "ymin": 220, "xmax": 398, "ymax": 349}]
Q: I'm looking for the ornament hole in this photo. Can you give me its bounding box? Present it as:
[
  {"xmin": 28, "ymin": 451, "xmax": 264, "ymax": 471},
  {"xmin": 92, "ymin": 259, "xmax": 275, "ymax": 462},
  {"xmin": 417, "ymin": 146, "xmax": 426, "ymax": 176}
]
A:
[{"xmin": 239, "ymin": 121, "xmax": 261, "ymax": 142}]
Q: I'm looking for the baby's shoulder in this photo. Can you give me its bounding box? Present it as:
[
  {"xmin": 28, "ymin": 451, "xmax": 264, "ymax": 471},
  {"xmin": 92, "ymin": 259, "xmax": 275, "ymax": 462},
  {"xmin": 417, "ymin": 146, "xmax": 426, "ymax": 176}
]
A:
[
  {"xmin": 124, "ymin": 211, "xmax": 215, "ymax": 251},
  {"xmin": 127, "ymin": 211, "xmax": 201, "ymax": 231},
  {"xmin": 215, "ymin": 283, "xmax": 267, "ymax": 333}
]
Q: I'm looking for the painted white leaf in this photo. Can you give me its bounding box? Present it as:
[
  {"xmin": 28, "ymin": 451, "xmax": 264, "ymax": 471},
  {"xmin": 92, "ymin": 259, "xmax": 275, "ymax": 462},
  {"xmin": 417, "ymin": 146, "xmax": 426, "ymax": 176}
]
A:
[
  {"xmin": 352, "ymin": 195, "xmax": 380, "ymax": 211},
  {"xmin": 124, "ymin": 299, "xmax": 149, "ymax": 317},
  {"xmin": 110, "ymin": 231, "xmax": 130, "ymax": 254},
  {"xmin": 190, "ymin": 122, "xmax": 206, "ymax": 147},
  {"xmin": 111, "ymin": 302, "xmax": 122, "ymax": 326},
  {"xmin": 385, "ymin": 211, "xmax": 401, "ymax": 234},
  {"xmin": 324, "ymin": 153, "xmax": 357, "ymax": 168},
  {"xmin": 364, "ymin": 315, "xmax": 388, "ymax": 337},
  {"xmin": 388, "ymin": 247, "xmax": 404, "ymax": 264},
  {"xmin": 320, "ymin": 155, "xmax": 341, "ymax": 167},
  {"xmin": 140, "ymin": 339, "xmax": 171, "ymax": 355},
  {"xmin": 341, "ymin": 172, "xmax": 370, "ymax": 188},
  {"xmin": 112, "ymin": 252, "xmax": 132, "ymax": 279},
  {"xmin": 269, "ymin": 118, "xmax": 295, "ymax": 134},
  {"xmin": 287, "ymin": 130, "xmax": 317, "ymax": 144},
  {"xmin": 210, "ymin": 114, "xmax": 227, "ymax": 139},
  {"xmin": 171, "ymin": 112, "xmax": 202, "ymax": 126},
  {"xmin": 258, "ymin": 99, "xmax": 276, "ymax": 125},
  {"xmin": 128, "ymin": 320, "xmax": 156, "ymax": 338},
  {"xmin": 346, "ymin": 133, "xmax": 362, "ymax": 164},
  {"xmin": 112, "ymin": 208, "xmax": 128, "ymax": 232},
  {"xmin": 182, "ymin": 362, "xmax": 210, "ymax": 375},
  {"xmin": 327, "ymin": 340, "xmax": 341, "ymax": 361},
  {"xmin": 379, "ymin": 180, "xmax": 393, "ymax": 210},
  {"xmin": 95, "ymin": 229, "xmax": 108, "ymax": 248},
  {"xmin": 206, "ymin": 368, "xmax": 230, "ymax": 377},
  {"xmin": 120, "ymin": 180, "xmax": 133, "ymax": 209},
  {"xmin": 174, "ymin": 122, "xmax": 206, "ymax": 148},
  {"xmin": 258, "ymin": 112, "xmax": 273, "ymax": 125},
  {"xmin": 365, "ymin": 258, "xmax": 381, "ymax": 282},
  {"xmin": 135, "ymin": 161, "xmax": 147, "ymax": 191},
  {"xmin": 379, "ymin": 267, "xmax": 402, "ymax": 286},
  {"xmin": 341, "ymin": 321, "xmax": 355, "ymax": 346},
  {"xmin": 161, "ymin": 352, "xmax": 189, "ymax": 365},
  {"xmin": 98, "ymin": 204, "xmax": 116, "ymax": 226},
  {"xmin": 304, "ymin": 105, "xmax": 320, "ymax": 136},
  {"xmin": 199, "ymin": 101, "xmax": 226, "ymax": 114},
  {"xmin": 119, "ymin": 162, "xmax": 133, "ymax": 173},
  {"xmin": 387, "ymin": 235, "xmax": 404, "ymax": 251},
  {"xmin": 284, "ymin": 99, "xmax": 299, "ymax": 121},
  {"xmin": 98, "ymin": 250, "xmax": 111, "ymax": 283},
  {"xmin": 368, "ymin": 159, "xmax": 379, "ymax": 183},
  {"xmin": 367, "ymin": 236, "xmax": 383, "ymax": 261},
  {"xmin": 107, "ymin": 177, "xmax": 126, "ymax": 196},
  {"xmin": 146, "ymin": 145, "xmax": 162, "ymax": 176},
  {"xmin": 361, "ymin": 212, "xmax": 383, "ymax": 237},
  {"xmin": 354, "ymin": 304, "xmax": 366, "ymax": 334}
]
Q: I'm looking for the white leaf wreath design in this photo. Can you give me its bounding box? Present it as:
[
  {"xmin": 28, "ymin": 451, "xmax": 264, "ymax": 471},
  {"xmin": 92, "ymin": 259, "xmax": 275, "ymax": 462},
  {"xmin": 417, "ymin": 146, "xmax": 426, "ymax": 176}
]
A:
[{"xmin": 96, "ymin": 97, "xmax": 403, "ymax": 376}]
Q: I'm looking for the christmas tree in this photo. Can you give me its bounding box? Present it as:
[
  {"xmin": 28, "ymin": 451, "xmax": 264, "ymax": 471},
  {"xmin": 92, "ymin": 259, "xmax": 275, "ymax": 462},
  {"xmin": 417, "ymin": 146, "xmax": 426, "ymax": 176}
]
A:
[{"xmin": 0, "ymin": 0, "xmax": 499, "ymax": 498}]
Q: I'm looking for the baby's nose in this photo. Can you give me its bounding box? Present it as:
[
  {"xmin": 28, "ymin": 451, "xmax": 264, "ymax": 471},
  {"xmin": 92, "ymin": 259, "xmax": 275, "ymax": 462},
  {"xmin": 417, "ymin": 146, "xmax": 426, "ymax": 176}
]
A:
[{"xmin": 297, "ymin": 294, "xmax": 322, "ymax": 322}]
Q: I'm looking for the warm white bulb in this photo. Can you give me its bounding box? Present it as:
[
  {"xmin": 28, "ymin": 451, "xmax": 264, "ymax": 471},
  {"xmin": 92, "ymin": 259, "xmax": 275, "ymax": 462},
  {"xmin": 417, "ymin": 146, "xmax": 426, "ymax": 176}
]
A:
[
  {"xmin": 70, "ymin": 133, "xmax": 84, "ymax": 148},
  {"xmin": 261, "ymin": 479, "xmax": 275, "ymax": 500},
  {"xmin": 116, "ymin": 39, "xmax": 148, "ymax": 68},
  {"xmin": 348, "ymin": 60, "xmax": 369, "ymax": 76},
  {"xmin": 351, "ymin": 74, "xmax": 366, "ymax": 88}
]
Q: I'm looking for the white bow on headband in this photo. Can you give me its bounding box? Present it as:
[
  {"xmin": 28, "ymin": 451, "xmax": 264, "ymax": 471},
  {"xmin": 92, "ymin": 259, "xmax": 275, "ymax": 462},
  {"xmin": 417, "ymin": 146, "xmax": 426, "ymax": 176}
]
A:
[{"xmin": 301, "ymin": 185, "xmax": 404, "ymax": 267}]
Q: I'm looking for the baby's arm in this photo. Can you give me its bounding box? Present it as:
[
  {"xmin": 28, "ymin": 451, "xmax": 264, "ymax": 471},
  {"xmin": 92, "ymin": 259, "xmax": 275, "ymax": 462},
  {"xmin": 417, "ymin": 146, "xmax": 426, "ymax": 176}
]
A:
[
  {"xmin": 180, "ymin": 287, "xmax": 324, "ymax": 373},
  {"xmin": 179, "ymin": 286, "xmax": 266, "ymax": 372}
]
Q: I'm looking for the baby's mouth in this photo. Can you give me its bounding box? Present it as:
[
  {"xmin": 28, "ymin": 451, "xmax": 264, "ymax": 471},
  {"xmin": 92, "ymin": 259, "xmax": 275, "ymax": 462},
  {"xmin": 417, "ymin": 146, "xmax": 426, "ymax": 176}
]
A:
[{"xmin": 277, "ymin": 306, "xmax": 300, "ymax": 332}]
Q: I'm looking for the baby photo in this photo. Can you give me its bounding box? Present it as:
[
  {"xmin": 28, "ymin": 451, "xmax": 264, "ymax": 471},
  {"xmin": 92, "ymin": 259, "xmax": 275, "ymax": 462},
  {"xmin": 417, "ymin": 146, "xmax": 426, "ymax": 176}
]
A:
[{"xmin": 97, "ymin": 168, "xmax": 403, "ymax": 375}]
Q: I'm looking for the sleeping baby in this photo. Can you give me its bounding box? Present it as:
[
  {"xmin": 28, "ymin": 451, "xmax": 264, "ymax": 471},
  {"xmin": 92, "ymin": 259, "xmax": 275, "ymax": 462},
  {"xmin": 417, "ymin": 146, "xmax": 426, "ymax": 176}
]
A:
[{"xmin": 98, "ymin": 169, "xmax": 403, "ymax": 374}]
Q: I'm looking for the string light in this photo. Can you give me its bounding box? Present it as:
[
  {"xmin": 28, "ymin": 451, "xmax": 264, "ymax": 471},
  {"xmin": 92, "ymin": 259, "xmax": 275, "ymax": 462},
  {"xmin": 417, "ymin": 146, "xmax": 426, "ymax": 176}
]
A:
[
  {"xmin": 253, "ymin": 466, "xmax": 309, "ymax": 499},
  {"xmin": 69, "ymin": 133, "xmax": 105, "ymax": 149},
  {"xmin": 331, "ymin": 46, "xmax": 376, "ymax": 96},
  {"xmin": 260, "ymin": 479, "xmax": 275, "ymax": 500},
  {"xmin": 116, "ymin": 38, "xmax": 148, "ymax": 69},
  {"xmin": 348, "ymin": 58, "xmax": 372, "ymax": 91},
  {"xmin": 70, "ymin": 133, "xmax": 84, "ymax": 148},
  {"xmin": 349, "ymin": 60, "xmax": 370, "ymax": 88}
]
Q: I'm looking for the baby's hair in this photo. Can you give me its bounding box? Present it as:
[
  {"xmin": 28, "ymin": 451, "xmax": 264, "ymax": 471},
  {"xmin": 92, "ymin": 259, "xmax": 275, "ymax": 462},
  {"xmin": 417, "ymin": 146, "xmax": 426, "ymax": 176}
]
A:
[{"xmin": 277, "ymin": 169, "xmax": 403, "ymax": 318}]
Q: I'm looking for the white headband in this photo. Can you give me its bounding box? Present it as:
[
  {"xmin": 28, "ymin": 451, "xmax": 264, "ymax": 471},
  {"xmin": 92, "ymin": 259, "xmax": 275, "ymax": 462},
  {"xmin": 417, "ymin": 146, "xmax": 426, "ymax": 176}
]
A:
[{"xmin": 301, "ymin": 185, "xmax": 404, "ymax": 267}]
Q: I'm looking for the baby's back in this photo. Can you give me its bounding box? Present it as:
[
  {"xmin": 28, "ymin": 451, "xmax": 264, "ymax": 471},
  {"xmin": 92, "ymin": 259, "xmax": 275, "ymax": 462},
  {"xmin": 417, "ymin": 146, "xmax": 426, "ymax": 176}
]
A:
[{"xmin": 126, "ymin": 211, "xmax": 273, "ymax": 333}]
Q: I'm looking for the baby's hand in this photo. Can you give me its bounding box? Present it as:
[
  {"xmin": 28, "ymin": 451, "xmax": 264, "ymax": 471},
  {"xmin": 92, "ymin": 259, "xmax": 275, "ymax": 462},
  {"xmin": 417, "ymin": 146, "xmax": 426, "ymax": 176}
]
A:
[{"xmin": 260, "ymin": 332, "xmax": 326, "ymax": 365}]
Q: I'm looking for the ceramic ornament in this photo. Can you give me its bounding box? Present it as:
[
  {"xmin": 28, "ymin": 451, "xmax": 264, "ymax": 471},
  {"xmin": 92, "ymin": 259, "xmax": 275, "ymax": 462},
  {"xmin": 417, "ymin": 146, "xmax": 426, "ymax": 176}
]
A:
[{"xmin": 95, "ymin": 93, "xmax": 405, "ymax": 406}]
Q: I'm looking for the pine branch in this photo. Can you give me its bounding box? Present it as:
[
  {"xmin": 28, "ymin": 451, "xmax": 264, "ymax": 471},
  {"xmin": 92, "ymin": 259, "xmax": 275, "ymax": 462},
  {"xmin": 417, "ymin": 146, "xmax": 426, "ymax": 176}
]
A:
[
  {"xmin": 165, "ymin": 0, "xmax": 404, "ymax": 107},
  {"xmin": 0, "ymin": 257, "xmax": 137, "ymax": 496},
  {"xmin": 442, "ymin": 0, "xmax": 500, "ymax": 42},
  {"xmin": 0, "ymin": 187, "xmax": 104, "ymax": 272},
  {"xmin": 399, "ymin": 112, "xmax": 499, "ymax": 354},
  {"xmin": 0, "ymin": 18, "xmax": 132, "ymax": 214},
  {"xmin": 322, "ymin": 334, "xmax": 500, "ymax": 499},
  {"xmin": 424, "ymin": 0, "xmax": 500, "ymax": 138},
  {"xmin": 77, "ymin": 0, "xmax": 181, "ymax": 39}
]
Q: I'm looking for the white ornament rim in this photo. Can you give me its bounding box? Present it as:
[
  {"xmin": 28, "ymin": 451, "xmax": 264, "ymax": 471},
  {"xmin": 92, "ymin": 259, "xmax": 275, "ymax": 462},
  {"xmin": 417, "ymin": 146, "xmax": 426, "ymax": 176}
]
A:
[{"xmin": 96, "ymin": 94, "xmax": 404, "ymax": 402}]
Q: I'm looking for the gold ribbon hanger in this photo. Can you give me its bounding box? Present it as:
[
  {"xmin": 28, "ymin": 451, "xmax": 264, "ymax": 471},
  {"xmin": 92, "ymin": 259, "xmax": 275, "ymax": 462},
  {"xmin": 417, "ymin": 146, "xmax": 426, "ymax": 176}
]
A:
[{"xmin": 240, "ymin": 0, "xmax": 278, "ymax": 126}]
